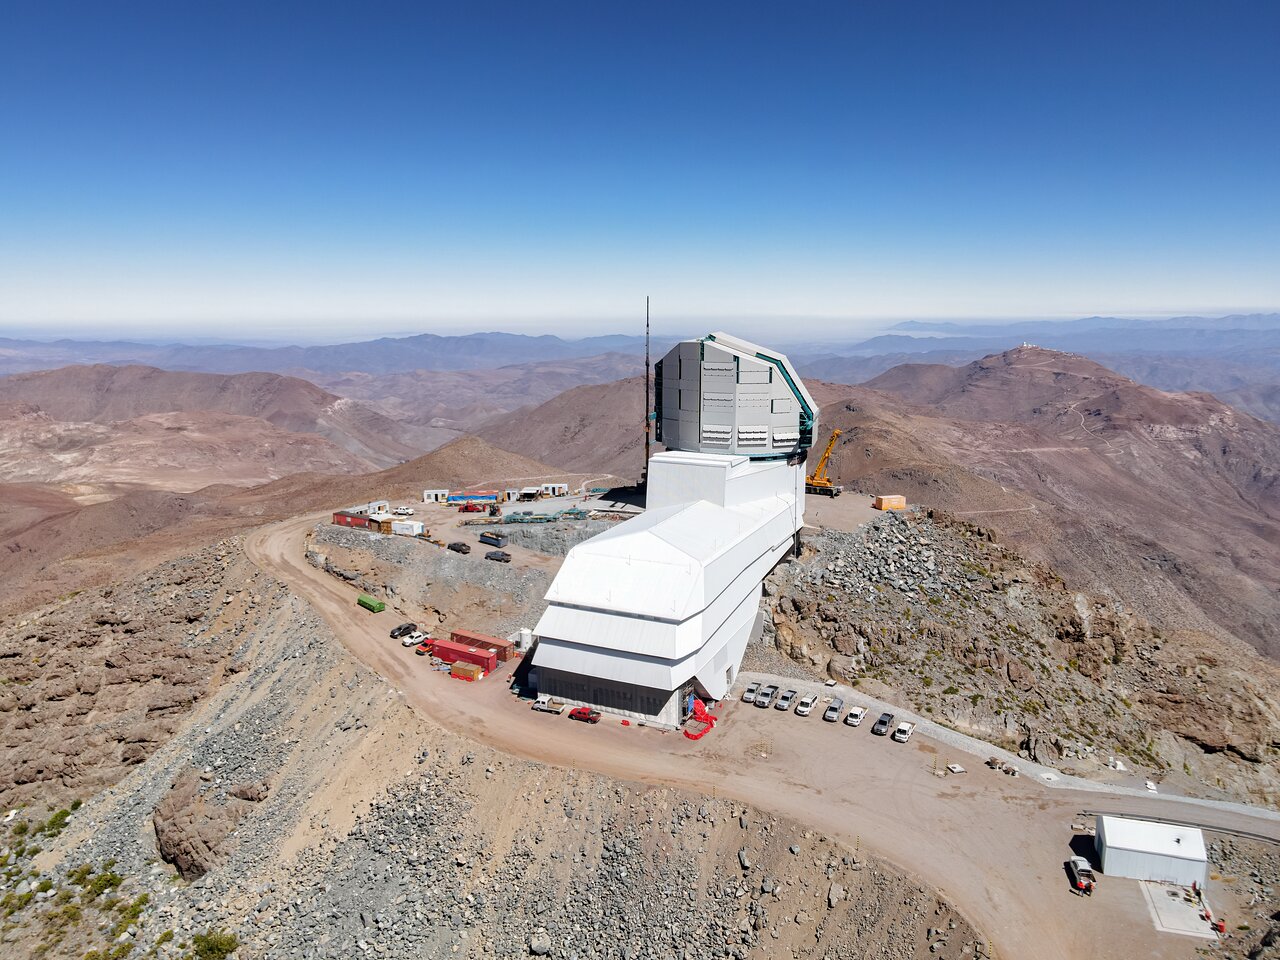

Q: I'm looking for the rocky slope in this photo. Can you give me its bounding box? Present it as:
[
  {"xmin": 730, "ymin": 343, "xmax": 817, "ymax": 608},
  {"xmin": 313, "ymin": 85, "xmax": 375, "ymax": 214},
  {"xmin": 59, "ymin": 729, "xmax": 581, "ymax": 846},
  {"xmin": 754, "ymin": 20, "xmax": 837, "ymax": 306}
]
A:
[
  {"xmin": 0, "ymin": 541, "xmax": 273, "ymax": 808},
  {"xmin": 765, "ymin": 509, "xmax": 1280, "ymax": 805}
]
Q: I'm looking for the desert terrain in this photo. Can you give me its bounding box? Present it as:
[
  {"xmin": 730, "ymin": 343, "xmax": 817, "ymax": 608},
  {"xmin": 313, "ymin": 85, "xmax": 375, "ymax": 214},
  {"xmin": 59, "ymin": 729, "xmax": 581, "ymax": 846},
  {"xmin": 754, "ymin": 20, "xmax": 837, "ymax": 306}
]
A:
[{"xmin": 2, "ymin": 341, "xmax": 1280, "ymax": 960}]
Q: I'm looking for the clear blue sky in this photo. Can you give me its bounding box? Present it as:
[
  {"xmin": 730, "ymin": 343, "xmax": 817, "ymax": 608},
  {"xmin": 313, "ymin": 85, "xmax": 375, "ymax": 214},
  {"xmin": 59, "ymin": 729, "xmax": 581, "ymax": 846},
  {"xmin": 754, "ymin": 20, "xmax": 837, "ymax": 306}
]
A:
[{"xmin": 1, "ymin": 1, "xmax": 1277, "ymax": 339}]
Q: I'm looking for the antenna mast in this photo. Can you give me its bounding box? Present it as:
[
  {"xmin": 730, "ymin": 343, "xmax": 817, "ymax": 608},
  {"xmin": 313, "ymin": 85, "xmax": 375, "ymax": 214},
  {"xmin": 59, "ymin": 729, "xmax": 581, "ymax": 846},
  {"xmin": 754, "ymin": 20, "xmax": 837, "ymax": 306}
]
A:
[{"xmin": 643, "ymin": 296, "xmax": 651, "ymax": 484}]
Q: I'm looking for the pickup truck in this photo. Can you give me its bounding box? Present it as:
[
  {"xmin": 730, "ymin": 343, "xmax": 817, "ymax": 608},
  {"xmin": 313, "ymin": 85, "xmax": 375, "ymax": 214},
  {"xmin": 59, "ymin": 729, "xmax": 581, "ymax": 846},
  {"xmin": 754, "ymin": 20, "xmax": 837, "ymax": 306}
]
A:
[
  {"xmin": 531, "ymin": 695, "xmax": 566, "ymax": 715},
  {"xmin": 891, "ymin": 721, "xmax": 916, "ymax": 743}
]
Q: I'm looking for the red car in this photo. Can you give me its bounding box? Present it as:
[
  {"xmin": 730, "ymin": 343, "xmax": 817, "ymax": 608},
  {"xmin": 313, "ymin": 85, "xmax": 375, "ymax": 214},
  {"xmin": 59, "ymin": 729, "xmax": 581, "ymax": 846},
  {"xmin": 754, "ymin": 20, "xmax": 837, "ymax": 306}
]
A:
[
  {"xmin": 568, "ymin": 707, "xmax": 602, "ymax": 724},
  {"xmin": 413, "ymin": 639, "xmax": 434, "ymax": 656},
  {"xmin": 457, "ymin": 502, "xmax": 484, "ymax": 513}
]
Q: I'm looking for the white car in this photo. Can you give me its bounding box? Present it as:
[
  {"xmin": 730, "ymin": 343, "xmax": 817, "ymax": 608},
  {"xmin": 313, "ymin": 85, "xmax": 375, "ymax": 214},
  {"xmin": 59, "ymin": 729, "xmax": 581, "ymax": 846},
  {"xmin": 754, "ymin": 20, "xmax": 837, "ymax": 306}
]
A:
[
  {"xmin": 794, "ymin": 694, "xmax": 818, "ymax": 717},
  {"xmin": 892, "ymin": 721, "xmax": 916, "ymax": 743},
  {"xmin": 401, "ymin": 630, "xmax": 427, "ymax": 648},
  {"xmin": 393, "ymin": 506, "xmax": 415, "ymax": 516},
  {"xmin": 843, "ymin": 706, "xmax": 867, "ymax": 727},
  {"xmin": 742, "ymin": 681, "xmax": 761, "ymax": 704}
]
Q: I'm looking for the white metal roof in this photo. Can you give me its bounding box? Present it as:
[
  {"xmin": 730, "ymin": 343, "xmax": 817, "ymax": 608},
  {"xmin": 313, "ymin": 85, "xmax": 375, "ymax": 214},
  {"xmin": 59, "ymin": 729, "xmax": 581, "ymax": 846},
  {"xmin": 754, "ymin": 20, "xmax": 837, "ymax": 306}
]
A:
[
  {"xmin": 543, "ymin": 499, "xmax": 772, "ymax": 621},
  {"xmin": 1098, "ymin": 816, "xmax": 1207, "ymax": 861}
]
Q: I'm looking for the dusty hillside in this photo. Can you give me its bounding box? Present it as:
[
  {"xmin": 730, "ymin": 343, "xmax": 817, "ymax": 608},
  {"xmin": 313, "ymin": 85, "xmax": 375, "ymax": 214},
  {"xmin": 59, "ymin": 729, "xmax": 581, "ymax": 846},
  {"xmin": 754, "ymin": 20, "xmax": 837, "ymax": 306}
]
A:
[
  {"xmin": 855, "ymin": 347, "xmax": 1280, "ymax": 658},
  {"xmin": 308, "ymin": 351, "xmax": 644, "ymax": 428},
  {"xmin": 0, "ymin": 436, "xmax": 598, "ymax": 621},
  {"xmin": 0, "ymin": 364, "xmax": 425, "ymax": 466},
  {"xmin": 476, "ymin": 376, "xmax": 650, "ymax": 481},
  {"xmin": 475, "ymin": 375, "xmax": 856, "ymax": 482},
  {"xmin": 0, "ymin": 405, "xmax": 370, "ymax": 490}
]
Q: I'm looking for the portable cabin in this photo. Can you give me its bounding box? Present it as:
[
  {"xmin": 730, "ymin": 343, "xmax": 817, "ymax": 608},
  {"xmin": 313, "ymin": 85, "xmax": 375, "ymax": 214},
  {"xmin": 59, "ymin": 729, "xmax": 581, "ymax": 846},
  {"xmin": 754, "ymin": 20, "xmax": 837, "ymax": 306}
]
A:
[
  {"xmin": 423, "ymin": 489, "xmax": 449, "ymax": 503},
  {"xmin": 519, "ymin": 486, "xmax": 542, "ymax": 501},
  {"xmin": 541, "ymin": 482, "xmax": 569, "ymax": 497},
  {"xmin": 347, "ymin": 500, "xmax": 391, "ymax": 516},
  {"xmin": 391, "ymin": 520, "xmax": 425, "ymax": 537}
]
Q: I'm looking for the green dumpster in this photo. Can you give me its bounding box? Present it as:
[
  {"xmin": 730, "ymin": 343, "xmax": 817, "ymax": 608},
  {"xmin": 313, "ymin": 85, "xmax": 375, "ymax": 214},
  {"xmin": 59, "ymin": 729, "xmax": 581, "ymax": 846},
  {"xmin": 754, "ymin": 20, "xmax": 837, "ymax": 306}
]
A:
[{"xmin": 357, "ymin": 594, "xmax": 385, "ymax": 613}]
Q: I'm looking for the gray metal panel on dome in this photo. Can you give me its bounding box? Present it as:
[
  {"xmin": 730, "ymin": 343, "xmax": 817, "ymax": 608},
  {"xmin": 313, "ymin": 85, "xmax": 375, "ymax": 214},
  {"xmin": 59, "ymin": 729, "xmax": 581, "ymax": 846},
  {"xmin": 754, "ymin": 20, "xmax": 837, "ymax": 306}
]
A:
[{"xmin": 654, "ymin": 332, "xmax": 816, "ymax": 459}]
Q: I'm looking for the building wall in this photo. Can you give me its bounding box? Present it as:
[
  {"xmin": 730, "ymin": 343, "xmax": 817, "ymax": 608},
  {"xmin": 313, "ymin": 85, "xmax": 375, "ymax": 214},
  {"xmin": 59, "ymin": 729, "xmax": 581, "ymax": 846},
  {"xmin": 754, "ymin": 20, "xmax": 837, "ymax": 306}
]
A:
[
  {"xmin": 534, "ymin": 666, "xmax": 683, "ymax": 727},
  {"xmin": 1096, "ymin": 843, "xmax": 1207, "ymax": 887}
]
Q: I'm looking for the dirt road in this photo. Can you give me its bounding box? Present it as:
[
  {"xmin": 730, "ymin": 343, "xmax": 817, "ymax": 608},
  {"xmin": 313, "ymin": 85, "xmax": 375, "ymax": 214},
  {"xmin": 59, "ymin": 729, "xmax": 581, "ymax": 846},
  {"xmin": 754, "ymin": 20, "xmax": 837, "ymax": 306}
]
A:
[{"xmin": 246, "ymin": 513, "xmax": 1280, "ymax": 960}]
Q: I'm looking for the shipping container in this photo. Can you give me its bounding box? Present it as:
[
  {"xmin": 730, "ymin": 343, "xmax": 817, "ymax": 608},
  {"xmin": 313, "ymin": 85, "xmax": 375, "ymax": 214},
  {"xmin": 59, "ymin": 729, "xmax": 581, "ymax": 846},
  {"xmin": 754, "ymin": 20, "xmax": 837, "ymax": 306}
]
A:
[
  {"xmin": 357, "ymin": 594, "xmax": 385, "ymax": 613},
  {"xmin": 391, "ymin": 520, "xmax": 425, "ymax": 537},
  {"xmin": 451, "ymin": 628, "xmax": 515, "ymax": 662},
  {"xmin": 430, "ymin": 638, "xmax": 498, "ymax": 671},
  {"xmin": 332, "ymin": 511, "xmax": 371, "ymax": 528},
  {"xmin": 873, "ymin": 495, "xmax": 907, "ymax": 511},
  {"xmin": 478, "ymin": 531, "xmax": 508, "ymax": 548},
  {"xmin": 450, "ymin": 661, "xmax": 485, "ymax": 682}
]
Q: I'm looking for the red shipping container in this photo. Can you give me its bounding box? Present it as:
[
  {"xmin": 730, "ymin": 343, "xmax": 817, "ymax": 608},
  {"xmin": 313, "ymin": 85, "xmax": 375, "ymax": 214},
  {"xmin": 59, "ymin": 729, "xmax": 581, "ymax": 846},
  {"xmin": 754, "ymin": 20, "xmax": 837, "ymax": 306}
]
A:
[
  {"xmin": 451, "ymin": 628, "xmax": 515, "ymax": 662},
  {"xmin": 332, "ymin": 511, "xmax": 370, "ymax": 528},
  {"xmin": 430, "ymin": 639, "xmax": 498, "ymax": 672}
]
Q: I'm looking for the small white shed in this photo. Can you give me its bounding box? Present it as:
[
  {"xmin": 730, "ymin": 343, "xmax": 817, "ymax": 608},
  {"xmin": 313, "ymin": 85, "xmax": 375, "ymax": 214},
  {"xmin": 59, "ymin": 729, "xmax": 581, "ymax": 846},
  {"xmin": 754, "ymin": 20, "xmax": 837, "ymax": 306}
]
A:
[
  {"xmin": 1095, "ymin": 815, "xmax": 1207, "ymax": 887},
  {"xmin": 423, "ymin": 489, "xmax": 449, "ymax": 503}
]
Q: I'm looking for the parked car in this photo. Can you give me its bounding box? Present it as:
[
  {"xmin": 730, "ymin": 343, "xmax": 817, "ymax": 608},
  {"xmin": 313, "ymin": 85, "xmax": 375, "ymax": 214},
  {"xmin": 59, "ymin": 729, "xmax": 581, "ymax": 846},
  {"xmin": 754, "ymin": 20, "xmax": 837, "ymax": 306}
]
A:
[
  {"xmin": 389, "ymin": 622, "xmax": 417, "ymax": 639},
  {"xmin": 413, "ymin": 639, "xmax": 433, "ymax": 656},
  {"xmin": 843, "ymin": 706, "xmax": 867, "ymax": 727},
  {"xmin": 458, "ymin": 502, "xmax": 484, "ymax": 513},
  {"xmin": 871, "ymin": 712, "xmax": 895, "ymax": 736},
  {"xmin": 823, "ymin": 698, "xmax": 844, "ymax": 722},
  {"xmin": 485, "ymin": 550, "xmax": 512, "ymax": 563},
  {"xmin": 531, "ymin": 695, "xmax": 566, "ymax": 714},
  {"xmin": 1066, "ymin": 856, "xmax": 1096, "ymax": 895},
  {"xmin": 742, "ymin": 681, "xmax": 761, "ymax": 704},
  {"xmin": 447, "ymin": 542, "xmax": 471, "ymax": 555},
  {"xmin": 393, "ymin": 506, "xmax": 415, "ymax": 516},
  {"xmin": 891, "ymin": 721, "xmax": 916, "ymax": 743},
  {"xmin": 774, "ymin": 689, "xmax": 798, "ymax": 711},
  {"xmin": 568, "ymin": 706, "xmax": 602, "ymax": 724},
  {"xmin": 755, "ymin": 684, "xmax": 779, "ymax": 708},
  {"xmin": 401, "ymin": 630, "xmax": 427, "ymax": 648},
  {"xmin": 795, "ymin": 694, "xmax": 818, "ymax": 716}
]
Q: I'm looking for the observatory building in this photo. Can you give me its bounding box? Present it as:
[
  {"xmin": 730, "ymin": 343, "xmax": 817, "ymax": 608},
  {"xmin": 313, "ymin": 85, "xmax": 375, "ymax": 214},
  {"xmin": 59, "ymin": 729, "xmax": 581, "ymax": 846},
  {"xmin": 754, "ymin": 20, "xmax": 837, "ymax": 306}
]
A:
[{"xmin": 528, "ymin": 332, "xmax": 816, "ymax": 726}]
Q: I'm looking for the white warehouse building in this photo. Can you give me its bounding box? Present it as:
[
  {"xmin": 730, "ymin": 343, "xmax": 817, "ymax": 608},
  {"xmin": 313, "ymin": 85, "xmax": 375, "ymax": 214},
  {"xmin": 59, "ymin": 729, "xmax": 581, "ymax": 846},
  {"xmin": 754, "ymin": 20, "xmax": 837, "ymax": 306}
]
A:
[
  {"xmin": 529, "ymin": 332, "xmax": 815, "ymax": 726},
  {"xmin": 1095, "ymin": 815, "xmax": 1208, "ymax": 888}
]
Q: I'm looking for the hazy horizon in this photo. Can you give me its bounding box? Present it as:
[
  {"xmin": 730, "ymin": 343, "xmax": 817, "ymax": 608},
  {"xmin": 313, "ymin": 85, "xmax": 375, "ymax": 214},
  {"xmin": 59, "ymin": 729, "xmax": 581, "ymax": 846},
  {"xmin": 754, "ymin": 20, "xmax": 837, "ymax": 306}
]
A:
[{"xmin": 5, "ymin": 309, "xmax": 1280, "ymax": 349}]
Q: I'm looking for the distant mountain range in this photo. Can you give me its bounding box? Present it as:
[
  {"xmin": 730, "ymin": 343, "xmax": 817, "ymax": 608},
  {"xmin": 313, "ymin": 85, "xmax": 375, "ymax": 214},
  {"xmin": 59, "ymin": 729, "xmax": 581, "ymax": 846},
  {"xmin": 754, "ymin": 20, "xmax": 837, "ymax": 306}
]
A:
[{"xmin": 0, "ymin": 331, "xmax": 668, "ymax": 376}]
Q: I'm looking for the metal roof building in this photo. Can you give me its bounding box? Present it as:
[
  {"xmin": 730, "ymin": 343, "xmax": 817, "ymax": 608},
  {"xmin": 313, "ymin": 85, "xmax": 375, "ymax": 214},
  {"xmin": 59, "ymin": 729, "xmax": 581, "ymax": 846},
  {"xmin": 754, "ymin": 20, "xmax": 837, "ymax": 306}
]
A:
[
  {"xmin": 1095, "ymin": 815, "xmax": 1207, "ymax": 887},
  {"xmin": 529, "ymin": 333, "xmax": 814, "ymax": 727}
]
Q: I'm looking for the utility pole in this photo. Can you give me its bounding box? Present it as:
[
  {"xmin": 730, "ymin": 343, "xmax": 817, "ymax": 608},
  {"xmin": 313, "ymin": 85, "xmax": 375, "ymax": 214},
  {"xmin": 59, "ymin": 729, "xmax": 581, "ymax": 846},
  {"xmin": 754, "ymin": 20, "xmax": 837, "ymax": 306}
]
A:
[{"xmin": 643, "ymin": 295, "xmax": 651, "ymax": 487}]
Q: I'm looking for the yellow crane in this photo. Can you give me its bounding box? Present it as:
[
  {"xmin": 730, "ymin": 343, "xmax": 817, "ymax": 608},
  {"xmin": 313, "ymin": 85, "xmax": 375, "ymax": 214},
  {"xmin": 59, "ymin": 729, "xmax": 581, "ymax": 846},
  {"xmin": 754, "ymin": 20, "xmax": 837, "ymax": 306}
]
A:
[{"xmin": 805, "ymin": 429, "xmax": 843, "ymax": 497}]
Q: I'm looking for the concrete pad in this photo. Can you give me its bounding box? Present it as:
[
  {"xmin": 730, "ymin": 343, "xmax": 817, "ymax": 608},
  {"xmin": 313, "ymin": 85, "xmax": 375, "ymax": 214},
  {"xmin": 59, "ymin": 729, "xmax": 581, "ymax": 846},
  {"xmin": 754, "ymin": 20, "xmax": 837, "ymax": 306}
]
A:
[{"xmin": 1140, "ymin": 881, "xmax": 1218, "ymax": 939}]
